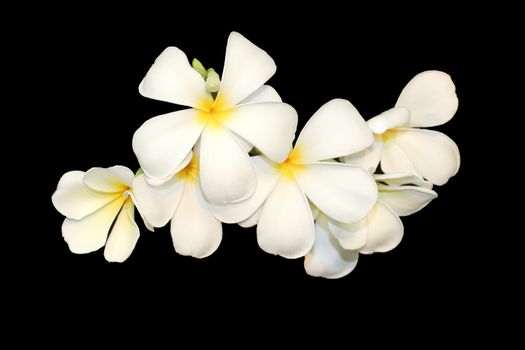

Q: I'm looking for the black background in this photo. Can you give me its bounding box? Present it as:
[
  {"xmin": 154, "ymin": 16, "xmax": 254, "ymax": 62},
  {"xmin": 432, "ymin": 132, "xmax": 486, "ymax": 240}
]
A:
[{"xmin": 21, "ymin": 6, "xmax": 497, "ymax": 333}]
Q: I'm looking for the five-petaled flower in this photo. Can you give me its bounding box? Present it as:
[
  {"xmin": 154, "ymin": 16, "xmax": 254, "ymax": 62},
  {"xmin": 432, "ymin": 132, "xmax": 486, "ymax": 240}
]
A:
[
  {"xmin": 52, "ymin": 166, "xmax": 152, "ymax": 262},
  {"xmin": 210, "ymin": 99, "xmax": 378, "ymax": 258},
  {"xmin": 132, "ymin": 153, "xmax": 223, "ymax": 259},
  {"xmin": 133, "ymin": 31, "xmax": 297, "ymax": 204}
]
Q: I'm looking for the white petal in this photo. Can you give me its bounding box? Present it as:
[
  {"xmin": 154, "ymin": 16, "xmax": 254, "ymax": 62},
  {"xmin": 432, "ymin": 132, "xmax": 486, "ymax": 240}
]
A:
[
  {"xmin": 342, "ymin": 135, "xmax": 383, "ymax": 173},
  {"xmin": 294, "ymin": 162, "xmax": 377, "ymax": 224},
  {"xmin": 132, "ymin": 109, "xmax": 205, "ymax": 182},
  {"xmin": 83, "ymin": 166, "xmax": 134, "ymax": 192},
  {"xmin": 217, "ymin": 32, "xmax": 276, "ymax": 106},
  {"xmin": 367, "ymin": 107, "xmax": 410, "ymax": 134},
  {"xmin": 396, "ymin": 70, "xmax": 458, "ymax": 127},
  {"xmin": 294, "ymin": 99, "xmax": 373, "ymax": 163},
  {"xmin": 209, "ymin": 156, "xmax": 280, "ymax": 223},
  {"xmin": 374, "ymin": 173, "xmax": 433, "ymax": 189},
  {"xmin": 381, "ymin": 128, "xmax": 460, "ymax": 185},
  {"xmin": 223, "ymin": 102, "xmax": 297, "ymax": 162},
  {"xmin": 240, "ymin": 85, "xmax": 282, "ymax": 104},
  {"xmin": 238, "ymin": 207, "xmax": 262, "ymax": 228},
  {"xmin": 62, "ymin": 197, "xmax": 125, "ymax": 254},
  {"xmin": 199, "ymin": 125, "xmax": 256, "ymax": 204},
  {"xmin": 378, "ymin": 185, "xmax": 437, "ymax": 216},
  {"xmin": 170, "ymin": 182, "xmax": 222, "ymax": 258},
  {"xmin": 131, "ymin": 174, "xmax": 184, "ymax": 227},
  {"xmin": 327, "ymin": 218, "xmax": 368, "ymax": 250},
  {"xmin": 143, "ymin": 151, "xmax": 193, "ymax": 186},
  {"xmin": 139, "ymin": 46, "xmax": 212, "ymax": 108},
  {"xmin": 52, "ymin": 171, "xmax": 121, "ymax": 220},
  {"xmin": 360, "ymin": 203, "xmax": 403, "ymax": 254},
  {"xmin": 104, "ymin": 198, "xmax": 140, "ymax": 262},
  {"xmin": 257, "ymin": 178, "xmax": 314, "ymax": 259},
  {"xmin": 304, "ymin": 215, "xmax": 359, "ymax": 279},
  {"xmin": 127, "ymin": 191, "xmax": 154, "ymax": 232}
]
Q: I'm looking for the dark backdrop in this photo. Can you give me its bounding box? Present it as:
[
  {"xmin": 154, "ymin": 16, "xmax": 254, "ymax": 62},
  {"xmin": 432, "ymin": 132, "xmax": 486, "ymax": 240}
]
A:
[{"xmin": 22, "ymin": 7, "xmax": 492, "ymax": 334}]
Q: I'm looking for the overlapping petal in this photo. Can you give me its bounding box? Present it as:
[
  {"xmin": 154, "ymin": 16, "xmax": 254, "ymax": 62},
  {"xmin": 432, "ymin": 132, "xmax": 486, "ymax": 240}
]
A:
[
  {"xmin": 304, "ymin": 215, "xmax": 359, "ymax": 279},
  {"xmin": 381, "ymin": 128, "xmax": 460, "ymax": 185},
  {"xmin": 294, "ymin": 99, "xmax": 372, "ymax": 163}
]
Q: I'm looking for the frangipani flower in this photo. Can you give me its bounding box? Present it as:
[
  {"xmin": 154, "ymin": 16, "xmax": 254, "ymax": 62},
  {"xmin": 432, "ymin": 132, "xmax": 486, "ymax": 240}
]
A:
[
  {"xmin": 132, "ymin": 154, "xmax": 222, "ymax": 258},
  {"xmin": 133, "ymin": 31, "xmax": 297, "ymax": 204},
  {"xmin": 210, "ymin": 99, "xmax": 378, "ymax": 258},
  {"xmin": 304, "ymin": 173, "xmax": 437, "ymax": 279},
  {"xmin": 51, "ymin": 166, "xmax": 152, "ymax": 262},
  {"xmin": 345, "ymin": 71, "xmax": 460, "ymax": 185}
]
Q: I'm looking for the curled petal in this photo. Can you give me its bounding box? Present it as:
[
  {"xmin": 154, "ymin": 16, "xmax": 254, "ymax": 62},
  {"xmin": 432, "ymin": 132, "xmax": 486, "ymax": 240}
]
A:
[
  {"xmin": 104, "ymin": 198, "xmax": 140, "ymax": 263},
  {"xmin": 304, "ymin": 215, "xmax": 359, "ymax": 279},
  {"xmin": 83, "ymin": 166, "xmax": 134, "ymax": 192}
]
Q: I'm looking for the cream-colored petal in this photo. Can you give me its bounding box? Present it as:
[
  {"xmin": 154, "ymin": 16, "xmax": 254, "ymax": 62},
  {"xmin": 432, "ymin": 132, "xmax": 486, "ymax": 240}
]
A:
[
  {"xmin": 52, "ymin": 171, "xmax": 120, "ymax": 220},
  {"xmin": 83, "ymin": 166, "xmax": 134, "ymax": 192},
  {"xmin": 104, "ymin": 198, "xmax": 140, "ymax": 262},
  {"xmin": 62, "ymin": 196, "xmax": 126, "ymax": 254}
]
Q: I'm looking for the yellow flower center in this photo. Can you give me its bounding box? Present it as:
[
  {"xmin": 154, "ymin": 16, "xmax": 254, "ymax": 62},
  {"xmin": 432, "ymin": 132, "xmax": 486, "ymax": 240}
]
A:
[
  {"xmin": 381, "ymin": 129, "xmax": 398, "ymax": 143},
  {"xmin": 276, "ymin": 147, "xmax": 305, "ymax": 181},
  {"xmin": 176, "ymin": 155, "xmax": 200, "ymax": 182},
  {"xmin": 196, "ymin": 94, "xmax": 234, "ymax": 129}
]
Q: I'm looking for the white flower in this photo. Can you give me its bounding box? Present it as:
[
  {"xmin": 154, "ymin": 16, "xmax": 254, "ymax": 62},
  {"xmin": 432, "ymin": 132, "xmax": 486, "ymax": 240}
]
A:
[
  {"xmin": 132, "ymin": 154, "xmax": 222, "ymax": 258},
  {"xmin": 345, "ymin": 70, "xmax": 460, "ymax": 185},
  {"xmin": 51, "ymin": 166, "xmax": 152, "ymax": 262},
  {"xmin": 132, "ymin": 31, "xmax": 297, "ymax": 204},
  {"xmin": 304, "ymin": 173, "xmax": 437, "ymax": 279},
  {"xmin": 210, "ymin": 99, "xmax": 378, "ymax": 258}
]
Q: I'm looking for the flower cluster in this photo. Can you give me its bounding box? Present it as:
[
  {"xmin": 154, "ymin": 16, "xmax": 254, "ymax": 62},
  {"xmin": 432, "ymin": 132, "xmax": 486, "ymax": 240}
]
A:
[{"xmin": 52, "ymin": 32, "xmax": 459, "ymax": 278}]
